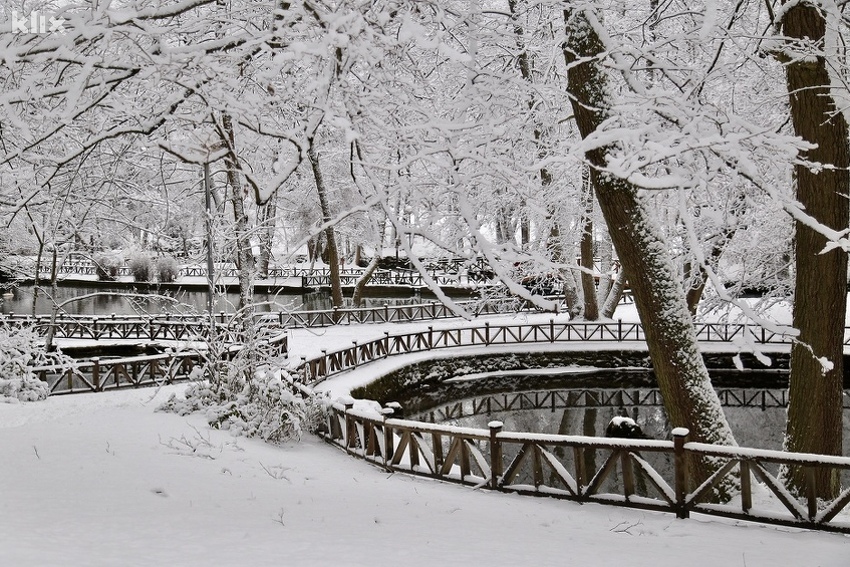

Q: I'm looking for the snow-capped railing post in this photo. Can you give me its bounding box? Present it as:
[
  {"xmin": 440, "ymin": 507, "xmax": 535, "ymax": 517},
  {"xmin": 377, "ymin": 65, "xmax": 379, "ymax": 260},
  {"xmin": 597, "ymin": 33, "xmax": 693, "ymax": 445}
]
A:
[
  {"xmin": 489, "ymin": 421, "xmax": 503, "ymax": 490},
  {"xmin": 343, "ymin": 399, "xmax": 356, "ymax": 453},
  {"xmin": 618, "ymin": 319, "xmax": 623, "ymax": 341},
  {"xmin": 381, "ymin": 407, "xmax": 394, "ymax": 468},
  {"xmin": 91, "ymin": 357, "xmax": 100, "ymax": 391},
  {"xmin": 673, "ymin": 428, "xmax": 690, "ymax": 519}
]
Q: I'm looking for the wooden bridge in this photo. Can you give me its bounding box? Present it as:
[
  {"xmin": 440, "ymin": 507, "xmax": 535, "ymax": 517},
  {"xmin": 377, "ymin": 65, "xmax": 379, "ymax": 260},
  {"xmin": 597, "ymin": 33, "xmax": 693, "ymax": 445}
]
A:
[{"xmin": 296, "ymin": 320, "xmax": 813, "ymax": 385}]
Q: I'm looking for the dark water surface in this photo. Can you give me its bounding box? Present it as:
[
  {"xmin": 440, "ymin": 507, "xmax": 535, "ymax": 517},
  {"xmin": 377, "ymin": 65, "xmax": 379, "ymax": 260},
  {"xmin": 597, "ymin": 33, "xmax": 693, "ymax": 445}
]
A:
[
  {"xmin": 407, "ymin": 370, "xmax": 850, "ymax": 454},
  {"xmin": 0, "ymin": 284, "xmax": 437, "ymax": 316}
]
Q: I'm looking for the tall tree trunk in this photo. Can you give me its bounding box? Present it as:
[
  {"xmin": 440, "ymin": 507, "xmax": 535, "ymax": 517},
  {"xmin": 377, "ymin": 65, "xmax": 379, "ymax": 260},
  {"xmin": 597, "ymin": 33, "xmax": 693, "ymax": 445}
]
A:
[
  {"xmin": 781, "ymin": 3, "xmax": 849, "ymax": 499},
  {"xmin": 564, "ymin": 8, "xmax": 737, "ymax": 497},
  {"xmin": 257, "ymin": 194, "xmax": 277, "ymax": 279},
  {"xmin": 352, "ymin": 254, "xmax": 380, "ymax": 307},
  {"xmin": 548, "ymin": 218, "xmax": 582, "ymax": 318},
  {"xmin": 600, "ymin": 267, "xmax": 626, "ymax": 320},
  {"xmin": 307, "ymin": 141, "xmax": 344, "ymax": 308},
  {"xmin": 596, "ymin": 230, "xmax": 614, "ymax": 307},
  {"xmin": 222, "ymin": 113, "xmax": 255, "ymax": 330},
  {"xmin": 580, "ymin": 166, "xmax": 599, "ymax": 320}
]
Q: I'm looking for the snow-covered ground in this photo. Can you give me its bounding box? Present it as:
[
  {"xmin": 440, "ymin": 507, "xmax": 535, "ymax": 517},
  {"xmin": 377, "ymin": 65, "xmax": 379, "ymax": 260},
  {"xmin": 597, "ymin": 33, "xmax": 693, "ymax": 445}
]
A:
[
  {"xmin": 4, "ymin": 298, "xmax": 850, "ymax": 565},
  {"xmin": 2, "ymin": 385, "xmax": 848, "ymax": 566}
]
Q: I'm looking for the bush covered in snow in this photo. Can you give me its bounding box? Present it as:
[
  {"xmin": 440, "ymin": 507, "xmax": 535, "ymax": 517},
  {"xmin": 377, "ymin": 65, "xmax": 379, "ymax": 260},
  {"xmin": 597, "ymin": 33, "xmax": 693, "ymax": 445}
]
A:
[
  {"xmin": 94, "ymin": 253, "xmax": 122, "ymax": 281},
  {"xmin": 156, "ymin": 255, "xmax": 179, "ymax": 283},
  {"xmin": 128, "ymin": 251, "xmax": 153, "ymax": 282},
  {"xmin": 159, "ymin": 338, "xmax": 323, "ymax": 443},
  {"xmin": 0, "ymin": 325, "xmax": 75, "ymax": 403}
]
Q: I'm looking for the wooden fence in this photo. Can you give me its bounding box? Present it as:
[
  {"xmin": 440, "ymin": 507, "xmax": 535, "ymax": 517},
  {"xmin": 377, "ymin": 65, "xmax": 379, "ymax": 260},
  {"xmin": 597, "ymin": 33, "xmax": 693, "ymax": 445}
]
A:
[
  {"xmin": 297, "ymin": 320, "xmax": 811, "ymax": 385},
  {"xmin": 34, "ymin": 333, "xmax": 288, "ymax": 395},
  {"xmin": 1, "ymin": 312, "xmax": 263, "ymax": 344},
  {"xmin": 36, "ymin": 262, "xmax": 490, "ymax": 287},
  {"xmin": 1, "ymin": 297, "xmax": 581, "ymax": 341},
  {"xmin": 323, "ymin": 400, "xmax": 850, "ymax": 533}
]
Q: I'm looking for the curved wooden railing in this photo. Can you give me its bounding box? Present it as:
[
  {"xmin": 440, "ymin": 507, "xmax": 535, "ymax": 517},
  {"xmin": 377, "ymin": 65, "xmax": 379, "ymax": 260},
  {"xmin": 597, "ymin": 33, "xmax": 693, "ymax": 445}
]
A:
[
  {"xmin": 322, "ymin": 400, "xmax": 850, "ymax": 533},
  {"xmin": 297, "ymin": 320, "xmax": 814, "ymax": 385}
]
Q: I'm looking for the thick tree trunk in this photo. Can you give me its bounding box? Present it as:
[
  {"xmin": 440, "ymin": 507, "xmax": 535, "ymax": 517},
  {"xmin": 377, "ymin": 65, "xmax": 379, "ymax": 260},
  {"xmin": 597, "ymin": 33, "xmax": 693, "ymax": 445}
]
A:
[
  {"xmin": 564, "ymin": 8, "xmax": 737, "ymax": 496},
  {"xmin": 307, "ymin": 142, "xmax": 344, "ymax": 308},
  {"xmin": 781, "ymin": 3, "xmax": 848, "ymax": 498}
]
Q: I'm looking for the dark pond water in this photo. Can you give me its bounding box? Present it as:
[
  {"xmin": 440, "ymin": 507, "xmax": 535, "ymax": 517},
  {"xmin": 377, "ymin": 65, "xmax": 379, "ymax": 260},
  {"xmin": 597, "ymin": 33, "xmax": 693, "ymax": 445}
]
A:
[
  {"xmin": 407, "ymin": 369, "xmax": 850, "ymax": 455},
  {"xmin": 0, "ymin": 285, "xmax": 443, "ymax": 316}
]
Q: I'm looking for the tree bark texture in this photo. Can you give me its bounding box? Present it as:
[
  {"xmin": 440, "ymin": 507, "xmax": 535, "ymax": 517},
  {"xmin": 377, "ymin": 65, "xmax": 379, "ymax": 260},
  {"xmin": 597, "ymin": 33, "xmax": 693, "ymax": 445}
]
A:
[
  {"xmin": 782, "ymin": 3, "xmax": 849, "ymax": 498},
  {"xmin": 222, "ymin": 113, "xmax": 255, "ymax": 330},
  {"xmin": 307, "ymin": 142, "xmax": 344, "ymax": 308},
  {"xmin": 563, "ymin": 8, "xmax": 737, "ymax": 496},
  {"xmin": 580, "ymin": 167, "xmax": 599, "ymax": 320}
]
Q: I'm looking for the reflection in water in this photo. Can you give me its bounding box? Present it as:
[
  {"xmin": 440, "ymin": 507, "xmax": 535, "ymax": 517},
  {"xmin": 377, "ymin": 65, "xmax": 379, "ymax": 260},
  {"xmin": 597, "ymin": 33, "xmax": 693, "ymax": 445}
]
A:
[
  {"xmin": 1, "ymin": 285, "xmax": 440, "ymax": 316},
  {"xmin": 410, "ymin": 378, "xmax": 850, "ymax": 455}
]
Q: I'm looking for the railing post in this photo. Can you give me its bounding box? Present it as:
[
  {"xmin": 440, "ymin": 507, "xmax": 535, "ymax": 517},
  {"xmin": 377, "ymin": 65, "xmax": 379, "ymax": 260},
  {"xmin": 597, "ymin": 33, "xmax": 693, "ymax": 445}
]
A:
[
  {"xmin": 489, "ymin": 421, "xmax": 503, "ymax": 490},
  {"xmin": 381, "ymin": 407, "xmax": 394, "ymax": 468},
  {"xmin": 618, "ymin": 318, "xmax": 623, "ymax": 341},
  {"xmin": 673, "ymin": 427, "xmax": 690, "ymax": 519},
  {"xmin": 428, "ymin": 326, "xmax": 433, "ymax": 349},
  {"xmin": 485, "ymin": 322, "xmax": 490, "ymax": 345},
  {"xmin": 344, "ymin": 400, "xmax": 355, "ymax": 453},
  {"xmin": 92, "ymin": 357, "xmax": 101, "ymax": 391},
  {"xmin": 550, "ymin": 319, "xmax": 554, "ymax": 343},
  {"xmin": 740, "ymin": 461, "xmax": 752, "ymax": 513}
]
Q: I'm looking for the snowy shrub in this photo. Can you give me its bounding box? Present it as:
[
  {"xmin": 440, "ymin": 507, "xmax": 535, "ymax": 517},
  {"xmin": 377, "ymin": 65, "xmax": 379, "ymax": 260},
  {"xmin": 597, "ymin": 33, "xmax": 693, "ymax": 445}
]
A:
[
  {"xmin": 94, "ymin": 253, "xmax": 122, "ymax": 281},
  {"xmin": 159, "ymin": 339, "xmax": 324, "ymax": 443},
  {"xmin": 129, "ymin": 251, "xmax": 153, "ymax": 282},
  {"xmin": 156, "ymin": 255, "xmax": 179, "ymax": 283},
  {"xmin": 0, "ymin": 324, "xmax": 74, "ymax": 403}
]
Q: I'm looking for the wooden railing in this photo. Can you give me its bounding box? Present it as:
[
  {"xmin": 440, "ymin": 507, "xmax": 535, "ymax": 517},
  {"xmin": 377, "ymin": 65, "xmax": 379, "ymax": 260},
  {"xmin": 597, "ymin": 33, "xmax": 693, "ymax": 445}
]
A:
[
  {"xmin": 297, "ymin": 320, "xmax": 814, "ymax": 385},
  {"xmin": 323, "ymin": 400, "xmax": 850, "ymax": 533},
  {"xmin": 35, "ymin": 351, "xmax": 204, "ymax": 394},
  {"xmin": 34, "ymin": 333, "xmax": 288, "ymax": 395},
  {"xmin": 0, "ymin": 297, "xmax": 568, "ymax": 341},
  {"xmin": 1, "ymin": 312, "xmax": 267, "ymax": 343},
  {"xmin": 36, "ymin": 262, "xmax": 490, "ymax": 287}
]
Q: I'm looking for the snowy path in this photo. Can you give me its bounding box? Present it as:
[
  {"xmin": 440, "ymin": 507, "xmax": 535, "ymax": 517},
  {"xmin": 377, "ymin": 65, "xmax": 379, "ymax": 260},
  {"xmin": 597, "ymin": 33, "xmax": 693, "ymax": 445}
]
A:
[{"xmin": 1, "ymin": 386, "xmax": 847, "ymax": 566}]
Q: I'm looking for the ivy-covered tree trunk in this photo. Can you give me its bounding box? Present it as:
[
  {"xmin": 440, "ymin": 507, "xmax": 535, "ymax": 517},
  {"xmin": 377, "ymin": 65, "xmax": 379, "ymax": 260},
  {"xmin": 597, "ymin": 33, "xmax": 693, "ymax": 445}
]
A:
[
  {"xmin": 563, "ymin": 8, "xmax": 737, "ymax": 496},
  {"xmin": 781, "ymin": 2, "xmax": 848, "ymax": 499}
]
